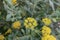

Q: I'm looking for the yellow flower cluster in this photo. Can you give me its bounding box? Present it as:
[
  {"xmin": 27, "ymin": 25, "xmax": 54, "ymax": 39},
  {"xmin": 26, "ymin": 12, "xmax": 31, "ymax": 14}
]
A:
[
  {"xmin": 42, "ymin": 18, "xmax": 52, "ymax": 25},
  {"xmin": 42, "ymin": 26, "xmax": 51, "ymax": 36},
  {"xmin": 41, "ymin": 26, "xmax": 56, "ymax": 40},
  {"xmin": 0, "ymin": 35, "xmax": 5, "ymax": 40},
  {"xmin": 42, "ymin": 35, "xmax": 56, "ymax": 40},
  {"xmin": 12, "ymin": 21, "xmax": 21, "ymax": 29},
  {"xmin": 24, "ymin": 17, "xmax": 38, "ymax": 29},
  {"xmin": 12, "ymin": 0, "xmax": 17, "ymax": 5},
  {"xmin": 5, "ymin": 28, "xmax": 12, "ymax": 35}
]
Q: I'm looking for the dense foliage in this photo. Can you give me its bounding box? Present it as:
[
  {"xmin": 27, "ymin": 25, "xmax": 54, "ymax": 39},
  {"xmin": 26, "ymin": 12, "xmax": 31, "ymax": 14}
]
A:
[{"xmin": 0, "ymin": 0, "xmax": 60, "ymax": 40}]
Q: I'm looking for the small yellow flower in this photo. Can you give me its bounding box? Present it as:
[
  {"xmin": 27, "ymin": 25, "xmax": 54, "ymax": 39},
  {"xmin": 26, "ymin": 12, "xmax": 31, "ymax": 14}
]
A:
[
  {"xmin": 42, "ymin": 35, "xmax": 56, "ymax": 40},
  {"xmin": 0, "ymin": 35, "xmax": 5, "ymax": 40},
  {"xmin": 5, "ymin": 28, "xmax": 12, "ymax": 35},
  {"xmin": 42, "ymin": 18, "xmax": 52, "ymax": 25},
  {"xmin": 48, "ymin": 35, "xmax": 56, "ymax": 40},
  {"xmin": 42, "ymin": 35, "xmax": 49, "ymax": 40},
  {"xmin": 12, "ymin": 0, "xmax": 17, "ymax": 5},
  {"xmin": 12, "ymin": 21, "xmax": 21, "ymax": 29},
  {"xmin": 24, "ymin": 17, "xmax": 38, "ymax": 29},
  {"xmin": 50, "ymin": 35, "xmax": 56, "ymax": 40},
  {"xmin": 42, "ymin": 26, "xmax": 51, "ymax": 36}
]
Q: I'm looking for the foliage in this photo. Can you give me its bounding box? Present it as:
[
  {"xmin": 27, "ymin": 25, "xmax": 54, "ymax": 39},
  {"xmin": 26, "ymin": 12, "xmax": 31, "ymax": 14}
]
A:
[{"xmin": 0, "ymin": 0, "xmax": 60, "ymax": 40}]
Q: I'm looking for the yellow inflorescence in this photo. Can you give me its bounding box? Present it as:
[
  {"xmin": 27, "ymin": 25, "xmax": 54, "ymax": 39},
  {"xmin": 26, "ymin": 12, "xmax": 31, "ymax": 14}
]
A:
[
  {"xmin": 12, "ymin": 0, "xmax": 17, "ymax": 5},
  {"xmin": 0, "ymin": 35, "xmax": 5, "ymax": 40},
  {"xmin": 42, "ymin": 26, "xmax": 51, "ymax": 36},
  {"xmin": 42, "ymin": 35, "xmax": 49, "ymax": 40},
  {"xmin": 24, "ymin": 17, "xmax": 38, "ymax": 29},
  {"xmin": 42, "ymin": 35, "xmax": 56, "ymax": 40},
  {"xmin": 48, "ymin": 35, "xmax": 56, "ymax": 40},
  {"xmin": 41, "ymin": 25, "xmax": 56, "ymax": 40},
  {"xmin": 42, "ymin": 18, "xmax": 52, "ymax": 25},
  {"xmin": 12, "ymin": 21, "xmax": 21, "ymax": 29},
  {"xmin": 5, "ymin": 28, "xmax": 12, "ymax": 35}
]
